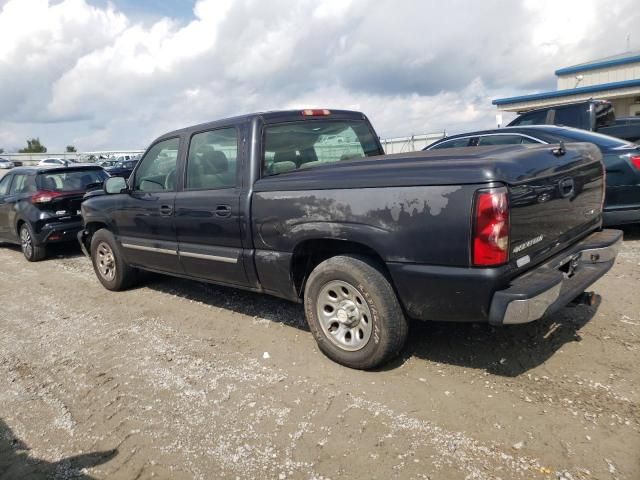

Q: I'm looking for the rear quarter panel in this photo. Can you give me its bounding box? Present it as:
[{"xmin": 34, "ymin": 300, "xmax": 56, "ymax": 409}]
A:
[{"xmin": 251, "ymin": 185, "xmax": 480, "ymax": 298}]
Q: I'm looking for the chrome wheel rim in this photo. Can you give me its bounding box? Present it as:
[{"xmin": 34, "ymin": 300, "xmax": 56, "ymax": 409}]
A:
[
  {"xmin": 316, "ymin": 280, "xmax": 373, "ymax": 351},
  {"xmin": 96, "ymin": 242, "xmax": 116, "ymax": 281},
  {"xmin": 20, "ymin": 227, "xmax": 33, "ymax": 258}
]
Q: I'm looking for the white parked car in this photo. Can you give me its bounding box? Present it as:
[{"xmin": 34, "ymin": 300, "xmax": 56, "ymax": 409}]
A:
[
  {"xmin": 0, "ymin": 158, "xmax": 15, "ymax": 169},
  {"xmin": 38, "ymin": 158, "xmax": 74, "ymax": 166}
]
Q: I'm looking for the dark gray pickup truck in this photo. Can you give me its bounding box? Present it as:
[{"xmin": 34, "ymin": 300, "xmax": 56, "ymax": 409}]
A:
[{"xmin": 79, "ymin": 109, "xmax": 622, "ymax": 369}]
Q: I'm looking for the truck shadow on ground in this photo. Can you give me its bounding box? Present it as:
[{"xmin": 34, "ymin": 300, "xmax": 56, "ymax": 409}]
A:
[
  {"xmin": 0, "ymin": 418, "xmax": 116, "ymax": 479},
  {"xmin": 619, "ymin": 223, "xmax": 640, "ymax": 241},
  {"xmin": 144, "ymin": 274, "xmax": 598, "ymax": 378},
  {"xmin": 392, "ymin": 301, "xmax": 599, "ymax": 377}
]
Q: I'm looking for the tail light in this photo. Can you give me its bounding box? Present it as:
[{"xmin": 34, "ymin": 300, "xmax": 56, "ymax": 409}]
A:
[
  {"xmin": 301, "ymin": 109, "xmax": 331, "ymax": 116},
  {"xmin": 31, "ymin": 190, "xmax": 63, "ymax": 204},
  {"xmin": 472, "ymin": 188, "xmax": 510, "ymax": 266},
  {"xmin": 630, "ymin": 155, "xmax": 640, "ymax": 170}
]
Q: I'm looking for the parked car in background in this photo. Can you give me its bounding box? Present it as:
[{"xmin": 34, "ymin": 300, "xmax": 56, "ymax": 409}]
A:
[
  {"xmin": 507, "ymin": 100, "xmax": 640, "ymax": 143},
  {"xmin": 78, "ymin": 109, "xmax": 621, "ymax": 369},
  {"xmin": 0, "ymin": 158, "xmax": 15, "ymax": 169},
  {"xmin": 96, "ymin": 159, "xmax": 118, "ymax": 168},
  {"xmin": 104, "ymin": 159, "xmax": 138, "ymax": 178},
  {"xmin": 38, "ymin": 158, "xmax": 75, "ymax": 167},
  {"xmin": 0, "ymin": 165, "xmax": 108, "ymax": 261},
  {"xmin": 425, "ymin": 125, "xmax": 640, "ymax": 226}
]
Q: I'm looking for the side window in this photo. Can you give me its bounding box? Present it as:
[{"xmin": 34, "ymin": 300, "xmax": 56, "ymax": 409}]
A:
[
  {"xmin": 520, "ymin": 137, "xmax": 541, "ymax": 144},
  {"xmin": 9, "ymin": 175, "xmax": 36, "ymax": 194},
  {"xmin": 186, "ymin": 128, "xmax": 238, "ymax": 190},
  {"xmin": 477, "ymin": 135, "xmax": 528, "ymax": 146},
  {"xmin": 429, "ymin": 138, "xmax": 471, "ymax": 149},
  {"xmin": 0, "ymin": 175, "xmax": 11, "ymax": 195},
  {"xmin": 553, "ymin": 105, "xmax": 588, "ymax": 129},
  {"xmin": 133, "ymin": 138, "xmax": 180, "ymax": 192},
  {"xmin": 510, "ymin": 110, "xmax": 548, "ymax": 126}
]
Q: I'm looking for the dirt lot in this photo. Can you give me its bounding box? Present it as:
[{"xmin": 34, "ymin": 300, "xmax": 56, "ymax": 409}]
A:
[{"xmin": 1, "ymin": 228, "xmax": 639, "ymax": 480}]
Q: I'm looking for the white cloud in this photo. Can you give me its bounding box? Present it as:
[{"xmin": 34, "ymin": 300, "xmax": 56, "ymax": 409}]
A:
[{"xmin": 0, "ymin": 0, "xmax": 638, "ymax": 151}]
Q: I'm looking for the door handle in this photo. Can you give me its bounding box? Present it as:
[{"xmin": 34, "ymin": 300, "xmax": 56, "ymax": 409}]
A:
[
  {"xmin": 215, "ymin": 205, "xmax": 232, "ymax": 217},
  {"xmin": 159, "ymin": 205, "xmax": 173, "ymax": 216}
]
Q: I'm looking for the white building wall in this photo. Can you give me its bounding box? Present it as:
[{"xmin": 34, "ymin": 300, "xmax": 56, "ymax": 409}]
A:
[{"xmin": 557, "ymin": 61, "xmax": 640, "ymax": 90}]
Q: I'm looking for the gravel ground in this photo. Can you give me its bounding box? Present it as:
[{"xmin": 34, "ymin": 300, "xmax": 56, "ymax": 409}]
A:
[{"xmin": 0, "ymin": 227, "xmax": 639, "ymax": 479}]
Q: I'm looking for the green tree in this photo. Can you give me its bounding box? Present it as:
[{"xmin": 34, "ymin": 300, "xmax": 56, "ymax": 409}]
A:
[
  {"xmin": 19, "ymin": 138, "xmax": 47, "ymax": 153},
  {"xmin": 0, "ymin": 148, "xmax": 4, "ymax": 154},
  {"xmin": 66, "ymin": 145, "xmax": 77, "ymax": 153}
]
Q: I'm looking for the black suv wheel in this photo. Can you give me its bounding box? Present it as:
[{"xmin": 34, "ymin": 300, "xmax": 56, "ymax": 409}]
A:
[{"xmin": 20, "ymin": 223, "xmax": 46, "ymax": 262}]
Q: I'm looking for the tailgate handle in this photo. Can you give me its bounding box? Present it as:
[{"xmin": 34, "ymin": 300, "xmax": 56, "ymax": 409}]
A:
[{"xmin": 559, "ymin": 178, "xmax": 575, "ymax": 198}]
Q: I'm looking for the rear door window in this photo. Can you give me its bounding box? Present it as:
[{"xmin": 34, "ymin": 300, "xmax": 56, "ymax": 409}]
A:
[
  {"xmin": 186, "ymin": 127, "xmax": 238, "ymax": 190},
  {"xmin": 509, "ymin": 110, "xmax": 548, "ymax": 126},
  {"xmin": 553, "ymin": 105, "xmax": 589, "ymax": 130},
  {"xmin": 477, "ymin": 135, "xmax": 530, "ymax": 146},
  {"xmin": 9, "ymin": 174, "xmax": 37, "ymax": 194},
  {"xmin": 429, "ymin": 138, "xmax": 472, "ymax": 149},
  {"xmin": 0, "ymin": 175, "xmax": 11, "ymax": 195}
]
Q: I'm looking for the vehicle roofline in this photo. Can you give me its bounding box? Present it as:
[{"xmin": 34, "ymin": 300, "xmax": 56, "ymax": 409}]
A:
[{"xmin": 153, "ymin": 109, "xmax": 368, "ymax": 141}]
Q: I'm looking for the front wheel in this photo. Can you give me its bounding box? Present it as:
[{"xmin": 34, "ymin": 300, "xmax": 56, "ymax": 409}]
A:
[
  {"xmin": 304, "ymin": 255, "xmax": 408, "ymax": 369},
  {"xmin": 90, "ymin": 229, "xmax": 138, "ymax": 291}
]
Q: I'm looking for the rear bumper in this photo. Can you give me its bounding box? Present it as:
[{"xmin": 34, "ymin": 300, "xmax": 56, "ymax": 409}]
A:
[
  {"xmin": 387, "ymin": 229, "xmax": 622, "ymax": 324},
  {"xmin": 488, "ymin": 229, "xmax": 622, "ymax": 325},
  {"xmin": 36, "ymin": 220, "xmax": 84, "ymax": 245},
  {"xmin": 603, "ymin": 207, "xmax": 640, "ymax": 226}
]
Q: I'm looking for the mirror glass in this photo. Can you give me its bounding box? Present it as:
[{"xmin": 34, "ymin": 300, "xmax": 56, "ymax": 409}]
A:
[{"xmin": 104, "ymin": 176, "xmax": 127, "ymax": 194}]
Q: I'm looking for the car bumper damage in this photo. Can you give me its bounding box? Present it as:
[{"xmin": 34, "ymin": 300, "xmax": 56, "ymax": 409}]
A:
[{"xmin": 489, "ymin": 229, "xmax": 622, "ymax": 325}]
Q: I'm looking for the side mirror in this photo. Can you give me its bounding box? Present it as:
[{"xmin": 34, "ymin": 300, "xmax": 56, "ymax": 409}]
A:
[{"xmin": 104, "ymin": 176, "xmax": 128, "ymax": 194}]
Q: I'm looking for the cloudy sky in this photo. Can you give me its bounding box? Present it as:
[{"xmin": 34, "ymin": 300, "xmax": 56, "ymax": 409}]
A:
[{"xmin": 0, "ymin": 0, "xmax": 638, "ymax": 152}]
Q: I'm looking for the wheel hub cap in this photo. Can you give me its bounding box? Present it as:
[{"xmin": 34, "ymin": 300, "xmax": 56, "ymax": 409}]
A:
[
  {"xmin": 336, "ymin": 300, "xmax": 360, "ymax": 327},
  {"xmin": 96, "ymin": 242, "xmax": 116, "ymax": 281},
  {"xmin": 316, "ymin": 280, "xmax": 373, "ymax": 352}
]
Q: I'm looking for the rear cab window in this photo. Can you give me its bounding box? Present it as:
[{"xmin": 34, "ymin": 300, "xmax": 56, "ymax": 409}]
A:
[{"xmin": 263, "ymin": 120, "xmax": 382, "ymax": 176}]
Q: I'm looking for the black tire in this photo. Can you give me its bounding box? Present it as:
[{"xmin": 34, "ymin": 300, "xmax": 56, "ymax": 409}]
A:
[
  {"xmin": 304, "ymin": 255, "xmax": 408, "ymax": 370},
  {"xmin": 20, "ymin": 223, "xmax": 46, "ymax": 262},
  {"xmin": 90, "ymin": 229, "xmax": 138, "ymax": 291}
]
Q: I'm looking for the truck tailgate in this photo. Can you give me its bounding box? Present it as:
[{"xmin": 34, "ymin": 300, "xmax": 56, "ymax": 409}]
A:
[{"xmin": 508, "ymin": 143, "xmax": 604, "ymax": 271}]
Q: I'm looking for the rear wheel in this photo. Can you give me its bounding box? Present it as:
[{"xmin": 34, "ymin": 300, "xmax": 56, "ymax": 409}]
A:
[
  {"xmin": 304, "ymin": 255, "xmax": 408, "ymax": 369},
  {"xmin": 90, "ymin": 229, "xmax": 138, "ymax": 291},
  {"xmin": 20, "ymin": 223, "xmax": 46, "ymax": 262}
]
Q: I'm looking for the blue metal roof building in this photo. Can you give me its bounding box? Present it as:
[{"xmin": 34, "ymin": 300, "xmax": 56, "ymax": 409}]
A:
[{"xmin": 493, "ymin": 51, "xmax": 640, "ymax": 116}]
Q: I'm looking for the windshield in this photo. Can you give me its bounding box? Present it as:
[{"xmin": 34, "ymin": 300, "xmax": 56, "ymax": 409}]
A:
[
  {"xmin": 555, "ymin": 127, "xmax": 633, "ymax": 149},
  {"xmin": 37, "ymin": 169, "xmax": 108, "ymax": 192},
  {"xmin": 263, "ymin": 119, "xmax": 382, "ymax": 176}
]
